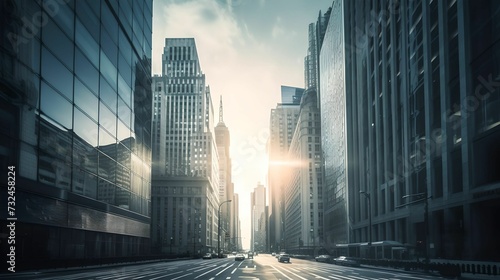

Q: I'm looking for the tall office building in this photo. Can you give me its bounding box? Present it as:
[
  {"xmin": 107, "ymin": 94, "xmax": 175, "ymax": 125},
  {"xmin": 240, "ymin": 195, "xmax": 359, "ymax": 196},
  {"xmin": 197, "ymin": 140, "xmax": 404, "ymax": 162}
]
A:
[
  {"xmin": 232, "ymin": 192, "xmax": 242, "ymax": 251},
  {"xmin": 304, "ymin": 8, "xmax": 331, "ymax": 93},
  {"xmin": 268, "ymin": 86, "xmax": 304, "ymax": 252},
  {"xmin": 151, "ymin": 38, "xmax": 220, "ymax": 255},
  {"xmin": 283, "ymin": 88, "xmax": 324, "ymax": 255},
  {"xmin": 0, "ymin": 0, "xmax": 153, "ymax": 269},
  {"xmin": 215, "ymin": 97, "xmax": 234, "ymax": 252},
  {"xmin": 251, "ymin": 183, "xmax": 267, "ymax": 252},
  {"xmin": 320, "ymin": 0, "xmax": 500, "ymax": 261}
]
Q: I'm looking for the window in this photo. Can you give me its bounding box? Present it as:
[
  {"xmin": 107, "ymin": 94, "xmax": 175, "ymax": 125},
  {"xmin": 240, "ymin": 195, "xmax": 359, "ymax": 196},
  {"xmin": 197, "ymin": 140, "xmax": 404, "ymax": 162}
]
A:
[{"xmin": 40, "ymin": 82, "xmax": 73, "ymax": 129}]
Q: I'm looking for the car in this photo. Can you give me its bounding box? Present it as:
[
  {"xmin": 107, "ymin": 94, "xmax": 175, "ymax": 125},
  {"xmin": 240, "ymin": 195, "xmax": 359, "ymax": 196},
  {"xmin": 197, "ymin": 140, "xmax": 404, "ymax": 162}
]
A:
[
  {"xmin": 248, "ymin": 251, "xmax": 254, "ymax": 259},
  {"xmin": 277, "ymin": 253, "xmax": 290, "ymax": 263},
  {"xmin": 202, "ymin": 253, "xmax": 212, "ymax": 259},
  {"xmin": 235, "ymin": 253, "xmax": 245, "ymax": 261},
  {"xmin": 332, "ymin": 256, "xmax": 360, "ymax": 267},
  {"xmin": 315, "ymin": 255, "xmax": 332, "ymax": 263},
  {"xmin": 271, "ymin": 252, "xmax": 276, "ymax": 256}
]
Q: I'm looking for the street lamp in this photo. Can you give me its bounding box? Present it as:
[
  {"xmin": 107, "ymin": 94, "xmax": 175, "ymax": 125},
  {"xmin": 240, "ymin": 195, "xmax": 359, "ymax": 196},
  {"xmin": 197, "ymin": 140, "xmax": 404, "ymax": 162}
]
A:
[
  {"xmin": 170, "ymin": 236, "xmax": 173, "ymax": 255},
  {"xmin": 218, "ymin": 199, "xmax": 232, "ymax": 258},
  {"xmin": 360, "ymin": 190, "xmax": 372, "ymax": 258}
]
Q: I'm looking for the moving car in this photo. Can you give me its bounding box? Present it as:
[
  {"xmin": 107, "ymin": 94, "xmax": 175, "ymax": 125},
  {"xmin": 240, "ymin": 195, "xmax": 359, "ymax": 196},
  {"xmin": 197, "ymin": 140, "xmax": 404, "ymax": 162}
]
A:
[
  {"xmin": 315, "ymin": 255, "xmax": 332, "ymax": 263},
  {"xmin": 235, "ymin": 253, "xmax": 245, "ymax": 261},
  {"xmin": 248, "ymin": 251, "xmax": 254, "ymax": 259},
  {"xmin": 202, "ymin": 253, "xmax": 212, "ymax": 259},
  {"xmin": 271, "ymin": 252, "xmax": 276, "ymax": 256},
  {"xmin": 332, "ymin": 256, "xmax": 360, "ymax": 267},
  {"xmin": 277, "ymin": 253, "xmax": 290, "ymax": 263}
]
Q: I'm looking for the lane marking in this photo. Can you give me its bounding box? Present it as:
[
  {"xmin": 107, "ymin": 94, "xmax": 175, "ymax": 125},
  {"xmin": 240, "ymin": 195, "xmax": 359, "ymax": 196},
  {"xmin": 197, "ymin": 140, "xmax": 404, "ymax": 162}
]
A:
[{"xmin": 215, "ymin": 263, "xmax": 235, "ymax": 276}]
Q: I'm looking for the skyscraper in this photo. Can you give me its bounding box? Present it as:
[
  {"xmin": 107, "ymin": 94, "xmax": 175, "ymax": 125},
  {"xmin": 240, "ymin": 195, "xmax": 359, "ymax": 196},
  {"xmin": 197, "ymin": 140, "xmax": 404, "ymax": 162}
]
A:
[
  {"xmin": 251, "ymin": 183, "xmax": 267, "ymax": 253},
  {"xmin": 0, "ymin": 0, "xmax": 153, "ymax": 269},
  {"xmin": 215, "ymin": 97, "xmax": 234, "ymax": 252},
  {"xmin": 151, "ymin": 38, "xmax": 220, "ymax": 256},
  {"xmin": 283, "ymin": 88, "xmax": 324, "ymax": 256},
  {"xmin": 320, "ymin": 0, "xmax": 500, "ymax": 261},
  {"xmin": 268, "ymin": 85, "xmax": 304, "ymax": 252}
]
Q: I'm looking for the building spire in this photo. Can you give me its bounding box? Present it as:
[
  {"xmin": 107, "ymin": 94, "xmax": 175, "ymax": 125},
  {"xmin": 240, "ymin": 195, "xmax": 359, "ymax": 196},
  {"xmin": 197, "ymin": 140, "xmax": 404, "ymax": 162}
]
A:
[{"xmin": 219, "ymin": 96, "xmax": 224, "ymax": 124}]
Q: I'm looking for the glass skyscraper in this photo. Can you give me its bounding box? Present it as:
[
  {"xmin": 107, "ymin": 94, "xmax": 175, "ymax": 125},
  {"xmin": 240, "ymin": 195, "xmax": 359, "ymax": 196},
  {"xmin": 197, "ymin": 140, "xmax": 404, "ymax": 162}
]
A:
[{"xmin": 0, "ymin": 0, "xmax": 152, "ymax": 269}]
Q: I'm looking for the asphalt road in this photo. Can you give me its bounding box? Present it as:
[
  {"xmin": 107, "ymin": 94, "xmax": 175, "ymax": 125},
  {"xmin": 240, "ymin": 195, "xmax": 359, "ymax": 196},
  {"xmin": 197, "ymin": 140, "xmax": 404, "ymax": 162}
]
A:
[{"xmin": 1, "ymin": 254, "xmax": 450, "ymax": 280}]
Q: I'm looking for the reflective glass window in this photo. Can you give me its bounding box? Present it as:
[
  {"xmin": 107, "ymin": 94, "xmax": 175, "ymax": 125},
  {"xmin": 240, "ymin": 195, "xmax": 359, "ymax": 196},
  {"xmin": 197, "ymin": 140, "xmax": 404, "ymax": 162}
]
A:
[
  {"xmin": 118, "ymin": 53, "xmax": 131, "ymax": 84},
  {"xmin": 42, "ymin": 17, "xmax": 74, "ymax": 69},
  {"xmin": 74, "ymin": 107, "xmax": 98, "ymax": 147},
  {"xmin": 98, "ymin": 152, "xmax": 116, "ymax": 182},
  {"xmin": 75, "ymin": 49, "xmax": 99, "ymax": 94},
  {"xmin": 74, "ymin": 78, "xmax": 98, "ymax": 121},
  {"xmin": 72, "ymin": 167, "xmax": 98, "ymax": 199},
  {"xmin": 73, "ymin": 138, "xmax": 98, "ymax": 174},
  {"xmin": 119, "ymin": 1, "xmax": 133, "ymax": 34},
  {"xmin": 75, "ymin": 0, "xmax": 99, "ymax": 42},
  {"xmin": 40, "ymin": 82, "xmax": 73, "ymax": 129},
  {"xmin": 75, "ymin": 19, "xmax": 99, "ymax": 68},
  {"xmin": 45, "ymin": 1, "xmax": 74, "ymax": 40},
  {"xmin": 41, "ymin": 47, "xmax": 73, "ymax": 101},
  {"xmin": 100, "ymin": 51, "xmax": 117, "ymax": 90},
  {"xmin": 118, "ymin": 29, "xmax": 132, "ymax": 63},
  {"xmin": 18, "ymin": 37, "xmax": 41, "ymax": 75},
  {"xmin": 115, "ymin": 187, "xmax": 131, "ymax": 209},
  {"xmin": 115, "ymin": 164, "xmax": 130, "ymax": 189},
  {"xmin": 101, "ymin": 3, "xmax": 118, "ymax": 43},
  {"xmin": 99, "ymin": 101, "xmax": 117, "ymax": 137},
  {"xmin": 118, "ymin": 74, "xmax": 132, "ymax": 107},
  {"xmin": 97, "ymin": 181, "xmax": 116, "ymax": 203},
  {"xmin": 38, "ymin": 151, "xmax": 71, "ymax": 190},
  {"xmin": 101, "ymin": 28, "xmax": 118, "ymax": 67},
  {"xmin": 117, "ymin": 119, "xmax": 130, "ymax": 142},
  {"xmin": 100, "ymin": 76, "xmax": 117, "ymax": 113},
  {"xmin": 117, "ymin": 97, "xmax": 131, "ymax": 128},
  {"xmin": 99, "ymin": 127, "xmax": 116, "ymax": 156},
  {"xmin": 39, "ymin": 118, "xmax": 72, "ymax": 162}
]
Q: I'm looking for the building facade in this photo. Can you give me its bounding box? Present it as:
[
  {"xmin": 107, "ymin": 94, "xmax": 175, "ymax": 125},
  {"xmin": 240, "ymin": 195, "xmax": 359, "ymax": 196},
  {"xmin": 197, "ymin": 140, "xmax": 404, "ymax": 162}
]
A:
[
  {"xmin": 0, "ymin": 0, "xmax": 153, "ymax": 269},
  {"xmin": 151, "ymin": 38, "xmax": 220, "ymax": 256},
  {"xmin": 283, "ymin": 88, "xmax": 324, "ymax": 256},
  {"xmin": 321, "ymin": 0, "xmax": 500, "ymax": 261},
  {"xmin": 268, "ymin": 86, "xmax": 304, "ymax": 252}
]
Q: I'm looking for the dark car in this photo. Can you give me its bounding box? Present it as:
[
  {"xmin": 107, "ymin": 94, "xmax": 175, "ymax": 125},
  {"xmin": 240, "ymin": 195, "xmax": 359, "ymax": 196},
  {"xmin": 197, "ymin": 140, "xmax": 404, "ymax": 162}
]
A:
[
  {"xmin": 248, "ymin": 251, "xmax": 254, "ymax": 259},
  {"xmin": 332, "ymin": 256, "xmax": 360, "ymax": 267},
  {"xmin": 202, "ymin": 253, "xmax": 212, "ymax": 259},
  {"xmin": 315, "ymin": 255, "xmax": 332, "ymax": 263},
  {"xmin": 278, "ymin": 253, "xmax": 290, "ymax": 263},
  {"xmin": 235, "ymin": 253, "xmax": 245, "ymax": 261}
]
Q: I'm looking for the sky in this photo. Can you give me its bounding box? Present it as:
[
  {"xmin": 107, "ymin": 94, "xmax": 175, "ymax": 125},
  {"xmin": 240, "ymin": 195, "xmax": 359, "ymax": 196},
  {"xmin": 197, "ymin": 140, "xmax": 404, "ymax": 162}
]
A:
[{"xmin": 152, "ymin": 0, "xmax": 333, "ymax": 249}]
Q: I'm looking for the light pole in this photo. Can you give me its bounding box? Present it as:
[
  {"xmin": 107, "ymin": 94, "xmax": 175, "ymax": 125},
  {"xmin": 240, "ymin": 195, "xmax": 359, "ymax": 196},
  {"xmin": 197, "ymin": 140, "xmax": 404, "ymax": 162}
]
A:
[
  {"xmin": 218, "ymin": 199, "xmax": 232, "ymax": 258},
  {"xmin": 170, "ymin": 236, "xmax": 173, "ymax": 255},
  {"xmin": 360, "ymin": 190, "xmax": 372, "ymax": 258}
]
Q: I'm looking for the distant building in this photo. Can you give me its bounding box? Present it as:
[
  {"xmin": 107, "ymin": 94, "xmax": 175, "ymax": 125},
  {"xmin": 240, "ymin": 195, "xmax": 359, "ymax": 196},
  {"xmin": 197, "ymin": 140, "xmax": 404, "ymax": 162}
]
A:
[
  {"xmin": 283, "ymin": 88, "xmax": 324, "ymax": 256},
  {"xmin": 251, "ymin": 183, "xmax": 267, "ymax": 252},
  {"xmin": 0, "ymin": 0, "xmax": 153, "ymax": 269},
  {"xmin": 215, "ymin": 97, "xmax": 234, "ymax": 252},
  {"xmin": 268, "ymin": 86, "xmax": 304, "ymax": 252},
  {"xmin": 321, "ymin": 0, "xmax": 500, "ymax": 261},
  {"xmin": 151, "ymin": 38, "xmax": 219, "ymax": 256}
]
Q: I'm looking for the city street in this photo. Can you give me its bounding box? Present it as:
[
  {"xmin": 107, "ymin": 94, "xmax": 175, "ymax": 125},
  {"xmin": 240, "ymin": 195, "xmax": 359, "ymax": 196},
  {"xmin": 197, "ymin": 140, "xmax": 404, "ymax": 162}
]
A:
[{"xmin": 1, "ymin": 254, "xmax": 449, "ymax": 280}]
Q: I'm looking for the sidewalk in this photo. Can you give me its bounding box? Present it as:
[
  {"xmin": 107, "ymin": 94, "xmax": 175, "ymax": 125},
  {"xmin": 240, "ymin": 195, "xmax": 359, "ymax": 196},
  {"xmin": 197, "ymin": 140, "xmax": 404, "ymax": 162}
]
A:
[
  {"xmin": 460, "ymin": 273, "xmax": 500, "ymax": 280},
  {"xmin": 362, "ymin": 265, "xmax": 500, "ymax": 280}
]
